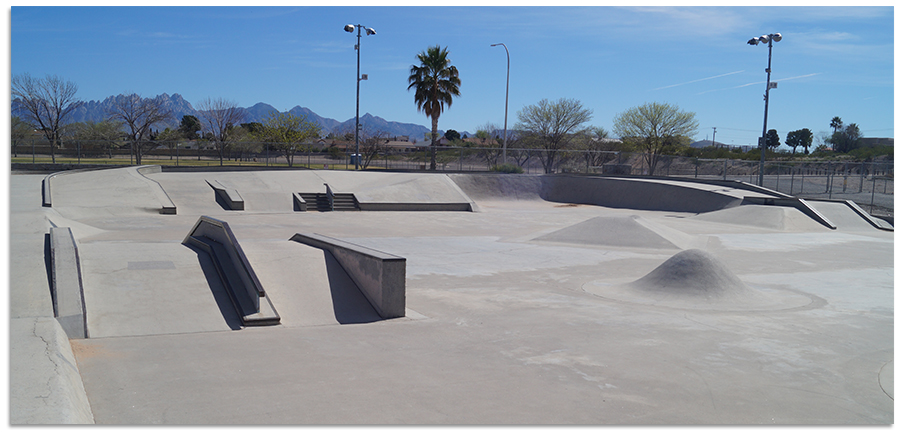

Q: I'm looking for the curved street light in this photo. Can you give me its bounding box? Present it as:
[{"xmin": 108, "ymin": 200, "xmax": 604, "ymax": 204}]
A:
[
  {"xmin": 491, "ymin": 43, "xmax": 509, "ymax": 165},
  {"xmin": 345, "ymin": 24, "xmax": 376, "ymax": 170},
  {"xmin": 748, "ymin": 32, "xmax": 782, "ymax": 186}
]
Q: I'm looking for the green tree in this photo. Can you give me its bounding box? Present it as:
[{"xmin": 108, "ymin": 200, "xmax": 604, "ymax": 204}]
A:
[
  {"xmin": 515, "ymin": 98, "xmax": 593, "ymax": 174},
  {"xmin": 408, "ymin": 45, "xmax": 461, "ymax": 170},
  {"xmin": 766, "ymin": 129, "xmax": 780, "ymax": 149},
  {"xmin": 179, "ymin": 115, "xmax": 202, "ymax": 139},
  {"xmin": 69, "ymin": 119, "xmax": 124, "ymax": 158},
  {"xmin": 785, "ymin": 130, "xmax": 801, "ymax": 156},
  {"xmin": 258, "ymin": 111, "xmax": 321, "ymax": 167},
  {"xmin": 444, "ymin": 129, "xmax": 461, "ymax": 142},
  {"xmin": 612, "ymin": 102, "xmax": 697, "ymax": 176},
  {"xmin": 843, "ymin": 123, "xmax": 862, "ymax": 152},
  {"xmin": 11, "ymin": 116, "xmax": 33, "ymax": 157},
  {"xmin": 785, "ymin": 128, "xmax": 813, "ymax": 157},
  {"xmin": 12, "ymin": 73, "xmax": 82, "ymax": 163}
]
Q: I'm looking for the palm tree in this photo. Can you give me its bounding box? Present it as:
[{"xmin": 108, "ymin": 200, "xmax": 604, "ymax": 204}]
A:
[
  {"xmin": 829, "ymin": 116, "xmax": 843, "ymax": 151},
  {"xmin": 408, "ymin": 45, "xmax": 461, "ymax": 170}
]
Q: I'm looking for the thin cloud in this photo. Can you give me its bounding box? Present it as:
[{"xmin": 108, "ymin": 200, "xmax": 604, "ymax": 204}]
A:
[
  {"xmin": 651, "ymin": 70, "xmax": 745, "ymax": 91},
  {"xmin": 698, "ymin": 73, "xmax": 821, "ymax": 94}
]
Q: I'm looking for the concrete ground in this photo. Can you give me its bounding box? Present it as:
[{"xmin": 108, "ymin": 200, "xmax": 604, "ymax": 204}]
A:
[{"xmin": 8, "ymin": 167, "xmax": 894, "ymax": 426}]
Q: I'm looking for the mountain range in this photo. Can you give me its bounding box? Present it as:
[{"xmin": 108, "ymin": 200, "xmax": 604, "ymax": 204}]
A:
[{"xmin": 14, "ymin": 93, "xmax": 444, "ymax": 140}]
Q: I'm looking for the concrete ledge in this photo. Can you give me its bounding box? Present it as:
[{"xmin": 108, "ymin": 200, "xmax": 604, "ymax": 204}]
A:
[
  {"xmin": 50, "ymin": 227, "xmax": 88, "ymax": 339},
  {"xmin": 290, "ymin": 233, "xmax": 406, "ymax": 319},
  {"xmin": 10, "ymin": 317, "xmax": 94, "ymax": 424},
  {"xmin": 357, "ymin": 202, "xmax": 473, "ymax": 212},
  {"xmin": 206, "ymin": 179, "xmax": 244, "ymax": 210},
  {"xmin": 183, "ymin": 216, "xmax": 279, "ymax": 326},
  {"xmin": 293, "ymin": 192, "xmax": 308, "ymax": 211},
  {"xmin": 742, "ymin": 197, "xmax": 838, "ymax": 229},
  {"xmin": 136, "ymin": 165, "xmax": 177, "ymax": 214}
]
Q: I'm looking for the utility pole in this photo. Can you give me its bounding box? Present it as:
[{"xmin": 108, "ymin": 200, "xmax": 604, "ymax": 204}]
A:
[{"xmin": 712, "ymin": 127, "xmax": 717, "ymax": 149}]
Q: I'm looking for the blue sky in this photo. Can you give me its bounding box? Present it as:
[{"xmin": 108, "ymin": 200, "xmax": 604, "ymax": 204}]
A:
[{"xmin": 9, "ymin": 4, "xmax": 895, "ymax": 147}]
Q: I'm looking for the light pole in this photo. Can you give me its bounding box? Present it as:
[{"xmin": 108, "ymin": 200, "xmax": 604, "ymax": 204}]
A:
[
  {"xmin": 748, "ymin": 32, "xmax": 782, "ymax": 186},
  {"xmin": 491, "ymin": 43, "xmax": 509, "ymax": 165},
  {"xmin": 345, "ymin": 23, "xmax": 376, "ymax": 170}
]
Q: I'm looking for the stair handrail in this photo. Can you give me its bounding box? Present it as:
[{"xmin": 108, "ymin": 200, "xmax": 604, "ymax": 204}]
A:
[{"xmin": 324, "ymin": 183, "xmax": 334, "ymax": 211}]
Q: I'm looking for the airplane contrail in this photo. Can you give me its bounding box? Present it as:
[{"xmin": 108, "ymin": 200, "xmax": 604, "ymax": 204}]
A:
[
  {"xmin": 651, "ymin": 70, "xmax": 745, "ymax": 91},
  {"xmin": 698, "ymin": 73, "xmax": 821, "ymax": 95}
]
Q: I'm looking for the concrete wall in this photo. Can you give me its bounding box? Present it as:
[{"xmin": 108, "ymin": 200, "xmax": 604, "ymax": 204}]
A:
[
  {"xmin": 291, "ymin": 233, "xmax": 406, "ymax": 319},
  {"xmin": 50, "ymin": 227, "xmax": 88, "ymax": 339}
]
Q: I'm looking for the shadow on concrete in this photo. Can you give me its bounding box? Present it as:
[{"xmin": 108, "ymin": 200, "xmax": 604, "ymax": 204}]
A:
[
  {"xmin": 322, "ymin": 250, "xmax": 382, "ymax": 324},
  {"xmin": 214, "ymin": 191, "xmax": 231, "ymax": 211},
  {"xmin": 44, "ymin": 233, "xmax": 55, "ymax": 315},
  {"xmin": 184, "ymin": 245, "xmax": 243, "ymax": 330}
]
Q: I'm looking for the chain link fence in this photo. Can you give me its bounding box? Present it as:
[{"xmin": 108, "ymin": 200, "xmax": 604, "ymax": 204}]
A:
[{"xmin": 11, "ymin": 139, "xmax": 893, "ymax": 216}]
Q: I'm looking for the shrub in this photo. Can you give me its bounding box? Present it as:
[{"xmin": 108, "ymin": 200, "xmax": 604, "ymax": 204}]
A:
[{"xmin": 491, "ymin": 163, "xmax": 524, "ymax": 174}]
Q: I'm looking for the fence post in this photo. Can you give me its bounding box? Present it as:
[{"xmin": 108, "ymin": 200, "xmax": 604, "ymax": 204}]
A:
[
  {"xmin": 789, "ymin": 165, "xmax": 795, "ymax": 196},
  {"xmin": 858, "ymin": 162, "xmax": 865, "ymax": 193},
  {"xmin": 77, "ymin": 141, "xmax": 81, "ymax": 164},
  {"xmin": 723, "ymin": 159, "xmax": 727, "ymax": 181},
  {"xmin": 870, "ymin": 174, "xmax": 876, "ymax": 213},
  {"xmin": 32, "ymin": 139, "xmax": 35, "ymax": 164}
]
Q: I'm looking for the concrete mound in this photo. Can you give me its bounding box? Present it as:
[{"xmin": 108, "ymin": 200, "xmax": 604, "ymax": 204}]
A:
[
  {"xmin": 534, "ymin": 215, "xmax": 696, "ymax": 249},
  {"xmin": 582, "ymin": 249, "xmax": 814, "ymax": 311},
  {"xmin": 629, "ymin": 249, "xmax": 751, "ymax": 299}
]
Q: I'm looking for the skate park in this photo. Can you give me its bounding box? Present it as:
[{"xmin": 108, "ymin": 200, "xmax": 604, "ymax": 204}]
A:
[{"xmin": 9, "ymin": 165, "xmax": 894, "ymax": 424}]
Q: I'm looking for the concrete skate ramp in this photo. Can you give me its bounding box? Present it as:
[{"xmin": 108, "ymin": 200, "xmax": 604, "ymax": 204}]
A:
[
  {"xmin": 238, "ymin": 240, "xmax": 382, "ymax": 326},
  {"xmin": 543, "ymin": 175, "xmax": 751, "ymax": 213},
  {"xmin": 533, "ymin": 215, "xmax": 698, "ymax": 249},
  {"xmin": 691, "ymin": 205, "xmax": 828, "ymax": 231},
  {"xmin": 805, "ymin": 200, "xmax": 893, "ymax": 232},
  {"xmin": 583, "ymin": 249, "xmax": 813, "ymax": 311},
  {"xmin": 338, "ymin": 173, "xmax": 475, "ymax": 211},
  {"xmin": 448, "ymin": 173, "xmax": 545, "ymax": 201},
  {"xmin": 44, "ymin": 166, "xmax": 178, "ymax": 218},
  {"xmin": 449, "ymin": 173, "xmax": 774, "ymax": 213}
]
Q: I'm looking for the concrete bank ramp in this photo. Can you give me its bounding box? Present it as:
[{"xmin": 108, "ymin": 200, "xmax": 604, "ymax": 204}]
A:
[
  {"xmin": 533, "ymin": 215, "xmax": 702, "ymax": 250},
  {"xmin": 448, "ymin": 173, "xmax": 778, "ymax": 213},
  {"xmin": 45, "ymin": 166, "xmax": 176, "ymax": 219},
  {"xmin": 239, "ymin": 240, "xmax": 382, "ymax": 326},
  {"xmin": 318, "ymin": 171, "xmax": 475, "ymax": 211},
  {"xmin": 805, "ymin": 200, "xmax": 893, "ymax": 232},
  {"xmin": 691, "ymin": 205, "xmax": 828, "ymax": 232},
  {"xmin": 448, "ymin": 173, "xmax": 545, "ymax": 201}
]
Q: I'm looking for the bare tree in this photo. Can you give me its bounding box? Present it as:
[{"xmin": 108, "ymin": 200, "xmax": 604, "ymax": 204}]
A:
[
  {"xmin": 197, "ymin": 97, "xmax": 246, "ymax": 166},
  {"xmin": 475, "ymin": 122, "xmax": 503, "ymax": 168},
  {"xmin": 107, "ymin": 93, "xmax": 172, "ymax": 165},
  {"xmin": 515, "ymin": 98, "xmax": 593, "ymax": 173},
  {"xmin": 11, "ymin": 73, "xmax": 82, "ymax": 163},
  {"xmin": 359, "ymin": 128, "xmax": 389, "ymax": 169}
]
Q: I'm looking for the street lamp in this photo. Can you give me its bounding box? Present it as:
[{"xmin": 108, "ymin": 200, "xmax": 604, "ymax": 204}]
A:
[
  {"xmin": 491, "ymin": 43, "xmax": 509, "ymax": 165},
  {"xmin": 747, "ymin": 32, "xmax": 782, "ymax": 187},
  {"xmin": 345, "ymin": 23, "xmax": 376, "ymax": 170}
]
